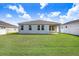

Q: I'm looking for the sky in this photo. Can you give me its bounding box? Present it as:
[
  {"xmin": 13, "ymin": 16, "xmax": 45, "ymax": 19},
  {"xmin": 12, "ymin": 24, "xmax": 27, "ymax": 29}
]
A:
[{"xmin": 0, "ymin": 3, "xmax": 79, "ymax": 25}]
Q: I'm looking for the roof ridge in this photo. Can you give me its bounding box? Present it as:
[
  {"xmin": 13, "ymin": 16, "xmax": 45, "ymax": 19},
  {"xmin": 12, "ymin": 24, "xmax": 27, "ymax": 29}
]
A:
[
  {"xmin": 18, "ymin": 19, "xmax": 60, "ymax": 25},
  {"xmin": 0, "ymin": 20, "xmax": 17, "ymax": 28}
]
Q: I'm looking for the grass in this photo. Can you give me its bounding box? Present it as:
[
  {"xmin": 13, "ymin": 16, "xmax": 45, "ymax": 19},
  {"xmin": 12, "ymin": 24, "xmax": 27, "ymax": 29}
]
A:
[{"xmin": 0, "ymin": 33, "xmax": 79, "ymax": 56}]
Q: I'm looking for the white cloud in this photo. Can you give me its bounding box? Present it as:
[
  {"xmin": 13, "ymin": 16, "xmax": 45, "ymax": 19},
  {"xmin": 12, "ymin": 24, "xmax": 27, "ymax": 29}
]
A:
[
  {"xmin": 60, "ymin": 19, "xmax": 64, "ymax": 24},
  {"xmin": 59, "ymin": 3, "xmax": 79, "ymax": 23},
  {"xmin": 0, "ymin": 18, "xmax": 18, "ymax": 26},
  {"xmin": 72, "ymin": 3, "xmax": 79, "ymax": 7},
  {"xmin": 6, "ymin": 14, "xmax": 12, "ymax": 18},
  {"xmin": 19, "ymin": 13, "xmax": 31, "ymax": 20},
  {"xmin": 18, "ymin": 5, "xmax": 26, "ymax": 14},
  {"xmin": 39, "ymin": 13, "xmax": 45, "ymax": 19},
  {"xmin": 38, "ymin": 13, "xmax": 57, "ymax": 22},
  {"xmin": 8, "ymin": 5, "xmax": 26, "ymax": 14},
  {"xmin": 42, "ymin": 17, "xmax": 56, "ymax": 22},
  {"xmin": 40, "ymin": 3, "xmax": 48, "ymax": 9},
  {"xmin": 8, "ymin": 4, "xmax": 32, "ymax": 20},
  {"xmin": 48, "ymin": 12, "xmax": 61, "ymax": 17},
  {"xmin": 7, "ymin": 3, "xmax": 79, "ymax": 24},
  {"xmin": 35, "ymin": 3, "xmax": 79, "ymax": 23},
  {"xmin": 8, "ymin": 5, "xmax": 17, "ymax": 10},
  {"xmin": 59, "ymin": 15, "xmax": 67, "ymax": 24},
  {"xmin": 38, "ymin": 13, "xmax": 45, "ymax": 19}
]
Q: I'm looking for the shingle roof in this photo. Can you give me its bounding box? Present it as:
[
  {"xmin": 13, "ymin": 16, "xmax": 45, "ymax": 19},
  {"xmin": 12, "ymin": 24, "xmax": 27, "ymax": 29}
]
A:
[
  {"xmin": 19, "ymin": 20, "xmax": 61, "ymax": 25},
  {"xmin": 64, "ymin": 19, "xmax": 79, "ymax": 24},
  {"xmin": 64, "ymin": 19, "xmax": 79, "ymax": 25},
  {"xmin": 0, "ymin": 21, "xmax": 17, "ymax": 28}
]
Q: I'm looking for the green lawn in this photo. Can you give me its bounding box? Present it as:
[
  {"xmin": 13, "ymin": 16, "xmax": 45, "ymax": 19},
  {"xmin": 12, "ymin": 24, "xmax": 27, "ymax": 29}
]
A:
[{"xmin": 0, "ymin": 33, "xmax": 79, "ymax": 56}]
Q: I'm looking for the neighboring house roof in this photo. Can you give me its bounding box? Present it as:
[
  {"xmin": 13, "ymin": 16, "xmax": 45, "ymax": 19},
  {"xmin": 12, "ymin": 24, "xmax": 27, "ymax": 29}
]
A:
[
  {"xmin": 64, "ymin": 19, "xmax": 79, "ymax": 25},
  {"xmin": 0, "ymin": 21, "xmax": 17, "ymax": 28},
  {"xmin": 19, "ymin": 20, "xmax": 61, "ymax": 25}
]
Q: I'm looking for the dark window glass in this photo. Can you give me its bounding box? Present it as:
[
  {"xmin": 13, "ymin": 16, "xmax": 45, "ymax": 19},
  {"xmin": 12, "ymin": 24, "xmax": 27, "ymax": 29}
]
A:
[
  {"xmin": 21, "ymin": 25, "xmax": 24, "ymax": 30},
  {"xmin": 65, "ymin": 26, "xmax": 67, "ymax": 28},
  {"xmin": 29, "ymin": 25, "xmax": 32, "ymax": 30},
  {"xmin": 14, "ymin": 28, "xmax": 16, "ymax": 30},
  {"xmin": 49, "ymin": 25, "xmax": 54, "ymax": 31},
  {"xmin": 1, "ymin": 27, "xmax": 5, "ymax": 29},
  {"xmin": 37, "ymin": 25, "xmax": 40, "ymax": 30},
  {"xmin": 41, "ymin": 25, "xmax": 44, "ymax": 30},
  {"xmin": 49, "ymin": 25, "xmax": 51, "ymax": 30},
  {"xmin": 52, "ymin": 26, "xmax": 54, "ymax": 30}
]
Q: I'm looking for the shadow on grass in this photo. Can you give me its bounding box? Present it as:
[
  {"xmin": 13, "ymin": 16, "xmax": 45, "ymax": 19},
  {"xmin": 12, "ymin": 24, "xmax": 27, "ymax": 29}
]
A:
[
  {"xmin": 7, "ymin": 33, "xmax": 59, "ymax": 36},
  {"xmin": 61, "ymin": 33, "xmax": 79, "ymax": 37},
  {"xmin": 7, "ymin": 33, "xmax": 79, "ymax": 37}
]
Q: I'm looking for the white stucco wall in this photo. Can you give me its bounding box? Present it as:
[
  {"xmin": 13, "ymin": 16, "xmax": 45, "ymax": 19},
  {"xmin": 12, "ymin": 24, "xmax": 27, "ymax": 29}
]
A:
[
  {"xmin": 0, "ymin": 27, "xmax": 18, "ymax": 35},
  {"xmin": 57, "ymin": 25, "xmax": 60, "ymax": 32},
  {"xmin": 0, "ymin": 28, "xmax": 7, "ymax": 35},
  {"xmin": 60, "ymin": 22, "xmax": 79, "ymax": 35},
  {"xmin": 19, "ymin": 25, "xmax": 59, "ymax": 34},
  {"xmin": 6, "ymin": 28, "xmax": 18, "ymax": 33}
]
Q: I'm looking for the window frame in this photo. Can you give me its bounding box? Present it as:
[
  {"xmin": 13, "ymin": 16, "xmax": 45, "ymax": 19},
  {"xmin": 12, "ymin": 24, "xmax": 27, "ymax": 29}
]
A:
[
  {"xmin": 29, "ymin": 25, "xmax": 32, "ymax": 30},
  {"xmin": 49, "ymin": 25, "xmax": 51, "ymax": 31},
  {"xmin": 52, "ymin": 26, "xmax": 54, "ymax": 30},
  {"xmin": 41, "ymin": 25, "xmax": 44, "ymax": 30},
  {"xmin": 49, "ymin": 25, "xmax": 54, "ymax": 31},
  {"xmin": 21, "ymin": 25, "xmax": 24, "ymax": 30},
  {"xmin": 65, "ymin": 26, "xmax": 67, "ymax": 28},
  {"xmin": 37, "ymin": 25, "xmax": 40, "ymax": 30}
]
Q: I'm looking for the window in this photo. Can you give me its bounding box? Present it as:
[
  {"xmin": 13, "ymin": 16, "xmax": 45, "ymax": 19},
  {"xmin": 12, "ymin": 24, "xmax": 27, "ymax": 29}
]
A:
[
  {"xmin": 29, "ymin": 25, "xmax": 32, "ymax": 30},
  {"xmin": 21, "ymin": 25, "xmax": 24, "ymax": 30},
  {"xmin": 49, "ymin": 25, "xmax": 54, "ymax": 31},
  {"xmin": 0, "ymin": 27, "xmax": 5, "ymax": 29},
  {"xmin": 52, "ymin": 26, "xmax": 54, "ymax": 30},
  {"xmin": 14, "ymin": 28, "xmax": 17, "ymax": 31},
  {"xmin": 41, "ymin": 25, "xmax": 44, "ymax": 30},
  {"xmin": 37, "ymin": 25, "xmax": 40, "ymax": 30},
  {"xmin": 65, "ymin": 26, "xmax": 67, "ymax": 28},
  {"xmin": 49, "ymin": 25, "xmax": 51, "ymax": 30}
]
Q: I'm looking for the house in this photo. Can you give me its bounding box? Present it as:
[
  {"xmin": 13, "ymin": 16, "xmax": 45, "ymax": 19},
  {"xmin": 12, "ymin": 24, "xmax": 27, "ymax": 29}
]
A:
[
  {"xmin": 0, "ymin": 21, "xmax": 18, "ymax": 35},
  {"xmin": 18, "ymin": 20, "xmax": 61, "ymax": 34},
  {"xmin": 60, "ymin": 19, "xmax": 79, "ymax": 35}
]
